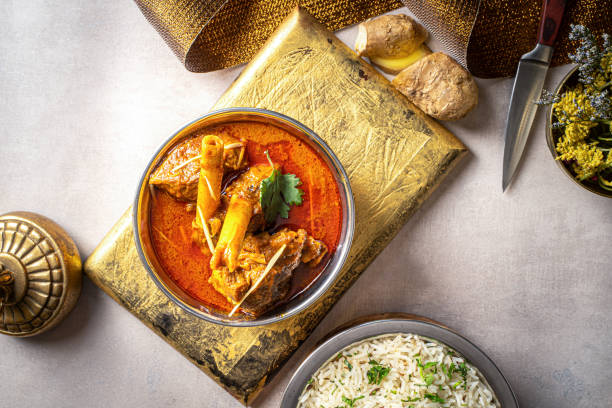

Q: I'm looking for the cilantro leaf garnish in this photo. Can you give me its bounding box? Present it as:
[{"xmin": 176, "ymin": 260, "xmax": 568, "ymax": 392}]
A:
[
  {"xmin": 424, "ymin": 373, "xmax": 435, "ymax": 386},
  {"xmin": 458, "ymin": 362, "xmax": 468, "ymax": 389},
  {"xmin": 342, "ymin": 395, "xmax": 364, "ymax": 407},
  {"xmin": 367, "ymin": 361, "xmax": 391, "ymax": 385},
  {"xmin": 416, "ymin": 358, "xmax": 438, "ymax": 386},
  {"xmin": 424, "ymin": 393, "xmax": 446, "ymax": 403},
  {"xmin": 401, "ymin": 397, "xmax": 420, "ymax": 402},
  {"xmin": 259, "ymin": 151, "xmax": 304, "ymax": 223},
  {"xmin": 343, "ymin": 357, "xmax": 353, "ymax": 371},
  {"xmin": 442, "ymin": 362, "xmax": 456, "ymax": 378}
]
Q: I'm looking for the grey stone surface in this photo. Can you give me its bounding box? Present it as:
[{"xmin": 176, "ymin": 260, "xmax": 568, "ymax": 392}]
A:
[{"xmin": 1, "ymin": 2, "xmax": 610, "ymax": 407}]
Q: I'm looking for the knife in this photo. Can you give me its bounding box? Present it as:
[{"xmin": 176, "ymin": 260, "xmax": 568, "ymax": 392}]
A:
[{"xmin": 502, "ymin": 0, "xmax": 567, "ymax": 191}]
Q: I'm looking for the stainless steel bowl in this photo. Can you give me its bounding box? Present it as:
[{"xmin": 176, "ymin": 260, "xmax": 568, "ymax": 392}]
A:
[
  {"xmin": 546, "ymin": 66, "xmax": 612, "ymax": 198},
  {"xmin": 133, "ymin": 108, "xmax": 355, "ymax": 327},
  {"xmin": 281, "ymin": 314, "xmax": 519, "ymax": 407}
]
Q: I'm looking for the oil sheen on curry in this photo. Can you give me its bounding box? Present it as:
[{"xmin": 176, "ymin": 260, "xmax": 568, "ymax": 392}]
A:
[{"xmin": 148, "ymin": 122, "xmax": 342, "ymax": 317}]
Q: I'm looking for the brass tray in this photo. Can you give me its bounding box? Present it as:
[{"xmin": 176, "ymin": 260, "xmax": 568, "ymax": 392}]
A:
[{"xmin": 84, "ymin": 8, "xmax": 467, "ymax": 405}]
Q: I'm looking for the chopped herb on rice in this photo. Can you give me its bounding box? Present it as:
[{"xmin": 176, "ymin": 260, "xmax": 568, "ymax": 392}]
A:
[{"xmin": 297, "ymin": 334, "xmax": 499, "ymax": 408}]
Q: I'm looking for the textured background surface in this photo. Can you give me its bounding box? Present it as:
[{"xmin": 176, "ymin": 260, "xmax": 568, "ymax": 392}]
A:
[{"xmin": 1, "ymin": 1, "xmax": 610, "ymax": 408}]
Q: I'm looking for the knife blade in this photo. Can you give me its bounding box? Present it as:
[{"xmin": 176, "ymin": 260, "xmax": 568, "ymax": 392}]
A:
[
  {"xmin": 502, "ymin": 0, "xmax": 567, "ymax": 191},
  {"xmin": 502, "ymin": 44, "xmax": 553, "ymax": 191}
]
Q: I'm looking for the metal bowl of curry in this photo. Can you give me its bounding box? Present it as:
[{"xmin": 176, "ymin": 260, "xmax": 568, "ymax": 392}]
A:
[{"xmin": 134, "ymin": 108, "xmax": 354, "ymax": 326}]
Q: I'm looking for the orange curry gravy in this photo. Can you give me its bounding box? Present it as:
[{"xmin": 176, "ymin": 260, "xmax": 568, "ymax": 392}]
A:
[{"xmin": 149, "ymin": 122, "xmax": 343, "ymax": 313}]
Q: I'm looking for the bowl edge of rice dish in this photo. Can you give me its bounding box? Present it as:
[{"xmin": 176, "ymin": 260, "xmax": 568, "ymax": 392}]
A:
[{"xmin": 297, "ymin": 333, "xmax": 501, "ymax": 408}]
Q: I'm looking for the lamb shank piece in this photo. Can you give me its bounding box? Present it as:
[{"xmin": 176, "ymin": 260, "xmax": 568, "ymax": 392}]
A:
[
  {"xmin": 208, "ymin": 228, "xmax": 328, "ymax": 316},
  {"xmin": 149, "ymin": 134, "xmax": 247, "ymax": 202}
]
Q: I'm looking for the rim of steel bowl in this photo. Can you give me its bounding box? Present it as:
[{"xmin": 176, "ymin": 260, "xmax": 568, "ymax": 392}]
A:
[
  {"xmin": 546, "ymin": 66, "xmax": 612, "ymax": 198},
  {"xmin": 133, "ymin": 107, "xmax": 355, "ymax": 327},
  {"xmin": 281, "ymin": 315, "xmax": 519, "ymax": 408}
]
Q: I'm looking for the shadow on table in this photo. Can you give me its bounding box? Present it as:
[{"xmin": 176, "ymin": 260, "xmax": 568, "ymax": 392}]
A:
[{"xmin": 20, "ymin": 277, "xmax": 103, "ymax": 345}]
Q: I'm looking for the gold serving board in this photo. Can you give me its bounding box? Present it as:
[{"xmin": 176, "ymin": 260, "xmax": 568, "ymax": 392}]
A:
[{"xmin": 84, "ymin": 8, "xmax": 467, "ymax": 405}]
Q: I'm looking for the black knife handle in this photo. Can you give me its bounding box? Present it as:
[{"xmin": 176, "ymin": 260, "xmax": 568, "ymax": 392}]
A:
[{"xmin": 537, "ymin": 0, "xmax": 568, "ymax": 46}]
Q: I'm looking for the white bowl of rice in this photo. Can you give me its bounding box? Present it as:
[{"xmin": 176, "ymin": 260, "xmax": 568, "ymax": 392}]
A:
[{"xmin": 281, "ymin": 316, "xmax": 518, "ymax": 408}]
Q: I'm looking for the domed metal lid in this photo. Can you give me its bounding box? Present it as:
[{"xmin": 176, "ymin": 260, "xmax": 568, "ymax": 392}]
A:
[{"xmin": 0, "ymin": 212, "xmax": 82, "ymax": 337}]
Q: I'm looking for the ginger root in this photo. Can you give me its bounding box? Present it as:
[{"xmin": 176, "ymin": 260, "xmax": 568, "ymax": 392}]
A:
[
  {"xmin": 370, "ymin": 44, "xmax": 432, "ymax": 75},
  {"xmin": 392, "ymin": 52, "xmax": 478, "ymax": 121},
  {"xmin": 355, "ymin": 14, "xmax": 428, "ymax": 59}
]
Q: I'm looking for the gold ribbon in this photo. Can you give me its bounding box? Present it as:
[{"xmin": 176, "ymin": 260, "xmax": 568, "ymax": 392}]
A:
[
  {"xmin": 457, "ymin": 0, "xmax": 610, "ymax": 78},
  {"xmin": 134, "ymin": 0, "xmax": 403, "ymax": 72},
  {"xmin": 135, "ymin": 0, "xmax": 611, "ymax": 77}
]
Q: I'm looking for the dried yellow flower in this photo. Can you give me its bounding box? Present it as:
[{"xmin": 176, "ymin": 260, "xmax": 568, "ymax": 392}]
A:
[
  {"xmin": 557, "ymin": 140, "xmax": 605, "ymax": 180},
  {"xmin": 552, "ymin": 85, "xmax": 597, "ymax": 125},
  {"xmin": 563, "ymin": 122, "xmax": 592, "ymax": 143},
  {"xmin": 551, "ymin": 26, "xmax": 612, "ymax": 186}
]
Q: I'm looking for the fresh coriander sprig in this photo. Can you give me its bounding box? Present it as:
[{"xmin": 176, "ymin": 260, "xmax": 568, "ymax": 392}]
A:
[
  {"xmin": 343, "ymin": 356, "xmax": 353, "ymax": 371},
  {"xmin": 424, "ymin": 393, "xmax": 446, "ymax": 403},
  {"xmin": 366, "ymin": 360, "xmax": 391, "ymax": 385},
  {"xmin": 259, "ymin": 150, "xmax": 304, "ymax": 223},
  {"xmin": 416, "ymin": 358, "xmax": 437, "ymax": 386},
  {"xmin": 457, "ymin": 362, "xmax": 468, "ymax": 390},
  {"xmin": 341, "ymin": 395, "xmax": 365, "ymax": 407}
]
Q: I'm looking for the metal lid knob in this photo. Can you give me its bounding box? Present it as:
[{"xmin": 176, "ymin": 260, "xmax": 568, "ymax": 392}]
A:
[{"xmin": 0, "ymin": 212, "xmax": 82, "ymax": 337}]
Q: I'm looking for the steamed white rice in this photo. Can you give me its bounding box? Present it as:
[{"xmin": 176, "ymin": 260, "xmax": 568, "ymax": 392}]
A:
[{"xmin": 297, "ymin": 333, "xmax": 500, "ymax": 408}]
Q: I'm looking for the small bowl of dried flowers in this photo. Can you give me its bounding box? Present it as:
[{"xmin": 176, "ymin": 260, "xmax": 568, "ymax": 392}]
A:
[{"xmin": 544, "ymin": 25, "xmax": 612, "ymax": 198}]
